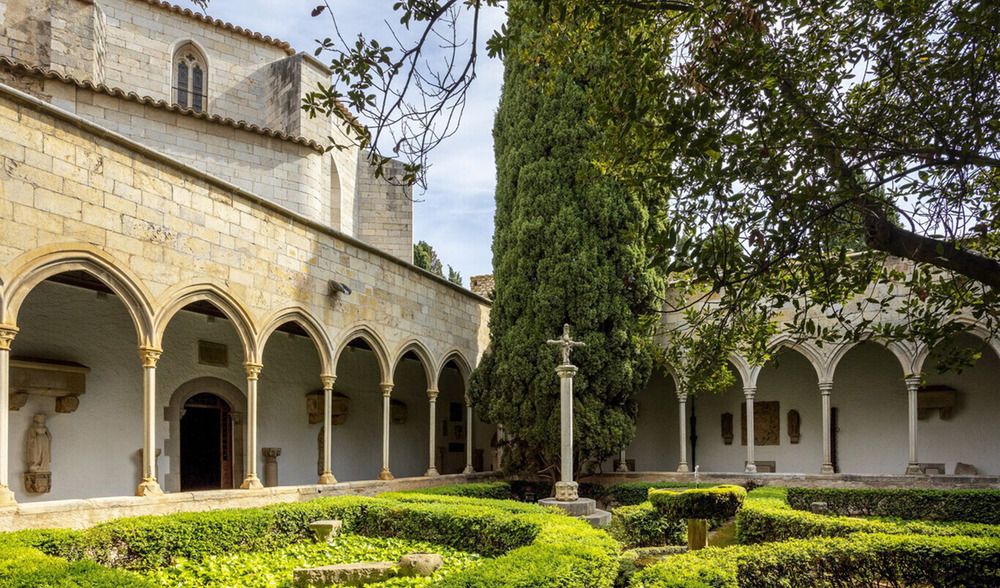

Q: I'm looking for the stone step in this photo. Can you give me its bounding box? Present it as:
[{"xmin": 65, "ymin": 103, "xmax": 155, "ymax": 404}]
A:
[
  {"xmin": 582, "ymin": 509, "xmax": 612, "ymax": 528},
  {"xmin": 538, "ymin": 496, "xmax": 597, "ymax": 516}
]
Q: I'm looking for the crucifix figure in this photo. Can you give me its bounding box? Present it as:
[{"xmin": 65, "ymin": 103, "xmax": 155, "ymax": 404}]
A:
[
  {"xmin": 546, "ymin": 324, "xmax": 585, "ymax": 501},
  {"xmin": 547, "ymin": 323, "xmax": 585, "ymax": 366}
]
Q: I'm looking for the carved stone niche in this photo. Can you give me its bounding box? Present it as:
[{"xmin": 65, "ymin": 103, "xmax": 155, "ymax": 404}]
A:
[
  {"xmin": 9, "ymin": 358, "xmax": 88, "ymax": 413},
  {"xmin": 721, "ymin": 412, "xmax": 734, "ymax": 445},
  {"xmin": 390, "ymin": 399, "xmax": 407, "ymax": 425},
  {"xmin": 918, "ymin": 385, "xmax": 957, "ymax": 420},
  {"xmin": 306, "ymin": 391, "xmax": 350, "ymax": 425},
  {"xmin": 787, "ymin": 410, "xmax": 801, "ymax": 444}
]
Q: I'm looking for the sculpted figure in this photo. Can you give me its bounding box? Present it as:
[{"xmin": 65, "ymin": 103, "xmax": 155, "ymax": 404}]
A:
[{"xmin": 27, "ymin": 414, "xmax": 51, "ymax": 473}]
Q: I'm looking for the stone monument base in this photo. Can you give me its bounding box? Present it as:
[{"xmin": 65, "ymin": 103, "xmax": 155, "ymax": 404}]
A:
[{"xmin": 538, "ymin": 496, "xmax": 611, "ymax": 528}]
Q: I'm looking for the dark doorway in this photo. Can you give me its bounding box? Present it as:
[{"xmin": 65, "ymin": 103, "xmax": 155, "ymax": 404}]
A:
[{"xmin": 180, "ymin": 393, "xmax": 234, "ymax": 491}]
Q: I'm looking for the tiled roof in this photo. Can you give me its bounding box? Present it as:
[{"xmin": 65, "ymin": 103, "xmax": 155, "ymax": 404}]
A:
[
  {"xmin": 0, "ymin": 56, "xmax": 325, "ymax": 152},
  {"xmin": 137, "ymin": 0, "xmax": 296, "ymax": 56}
]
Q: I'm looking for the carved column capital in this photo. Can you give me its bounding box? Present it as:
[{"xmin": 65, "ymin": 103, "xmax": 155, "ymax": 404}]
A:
[
  {"xmin": 427, "ymin": 388, "xmax": 439, "ymax": 401},
  {"xmin": 380, "ymin": 383, "xmax": 393, "ymax": 397},
  {"xmin": 818, "ymin": 381, "xmax": 834, "ymax": 395},
  {"xmin": 139, "ymin": 346, "xmax": 162, "ymax": 369},
  {"xmin": 676, "ymin": 391, "xmax": 688, "ymax": 403},
  {"xmin": 321, "ymin": 375, "xmax": 336, "ymax": 390},
  {"xmin": 904, "ymin": 375, "xmax": 922, "ymax": 391},
  {"xmin": 245, "ymin": 362, "xmax": 263, "ymax": 381},
  {"xmin": 262, "ymin": 447, "xmax": 282, "ymax": 459},
  {"xmin": 0, "ymin": 325, "xmax": 18, "ymax": 351},
  {"xmin": 743, "ymin": 386, "xmax": 757, "ymax": 399}
]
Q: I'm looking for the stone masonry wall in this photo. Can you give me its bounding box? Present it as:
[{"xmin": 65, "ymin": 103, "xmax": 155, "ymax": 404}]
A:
[{"xmin": 0, "ymin": 85, "xmax": 490, "ymax": 372}]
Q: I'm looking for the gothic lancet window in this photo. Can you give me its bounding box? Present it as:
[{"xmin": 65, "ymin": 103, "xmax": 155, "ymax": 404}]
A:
[{"xmin": 172, "ymin": 44, "xmax": 207, "ymax": 113}]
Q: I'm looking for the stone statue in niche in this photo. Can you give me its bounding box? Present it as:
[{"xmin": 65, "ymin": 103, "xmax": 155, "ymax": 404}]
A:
[
  {"xmin": 787, "ymin": 410, "xmax": 801, "ymax": 444},
  {"xmin": 721, "ymin": 412, "xmax": 734, "ymax": 445},
  {"xmin": 24, "ymin": 413, "xmax": 52, "ymax": 494}
]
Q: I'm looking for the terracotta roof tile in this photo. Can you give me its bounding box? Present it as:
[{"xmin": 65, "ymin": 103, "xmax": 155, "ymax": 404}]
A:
[
  {"xmin": 0, "ymin": 56, "xmax": 325, "ymax": 152},
  {"xmin": 138, "ymin": 0, "xmax": 296, "ymax": 56}
]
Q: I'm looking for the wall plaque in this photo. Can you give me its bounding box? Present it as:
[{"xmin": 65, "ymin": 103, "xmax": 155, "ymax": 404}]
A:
[{"xmin": 741, "ymin": 401, "xmax": 780, "ymax": 446}]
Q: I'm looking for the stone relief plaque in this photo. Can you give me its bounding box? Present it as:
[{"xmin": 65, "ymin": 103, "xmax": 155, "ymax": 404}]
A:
[
  {"xmin": 741, "ymin": 401, "xmax": 780, "ymax": 446},
  {"xmin": 787, "ymin": 409, "xmax": 801, "ymax": 444},
  {"xmin": 721, "ymin": 412, "xmax": 734, "ymax": 445}
]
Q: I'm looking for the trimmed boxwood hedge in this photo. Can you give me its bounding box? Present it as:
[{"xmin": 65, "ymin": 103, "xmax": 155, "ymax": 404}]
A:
[
  {"xmin": 0, "ymin": 487, "xmax": 620, "ymax": 587},
  {"xmin": 581, "ymin": 482, "xmax": 697, "ymax": 507},
  {"xmin": 649, "ymin": 485, "xmax": 747, "ymax": 520},
  {"xmin": 738, "ymin": 488, "xmax": 1000, "ymax": 544},
  {"xmin": 399, "ymin": 480, "xmax": 514, "ymax": 500},
  {"xmin": 631, "ymin": 533, "xmax": 1000, "ymax": 588},
  {"xmin": 787, "ymin": 487, "xmax": 1000, "ymax": 524},
  {"xmin": 609, "ymin": 502, "xmax": 685, "ymax": 548}
]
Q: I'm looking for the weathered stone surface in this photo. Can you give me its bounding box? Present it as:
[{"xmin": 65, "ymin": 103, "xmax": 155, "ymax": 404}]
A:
[
  {"xmin": 955, "ymin": 462, "xmax": 979, "ymax": 476},
  {"xmin": 293, "ymin": 562, "xmax": 395, "ymax": 587},
  {"xmin": 539, "ymin": 496, "xmax": 596, "ymax": 517},
  {"xmin": 308, "ymin": 519, "xmax": 342, "ymax": 542},
  {"xmin": 553, "ymin": 481, "xmax": 579, "ymax": 502},
  {"xmin": 397, "ymin": 553, "xmax": 444, "ymax": 577},
  {"xmin": 809, "ymin": 501, "xmax": 829, "ymax": 514}
]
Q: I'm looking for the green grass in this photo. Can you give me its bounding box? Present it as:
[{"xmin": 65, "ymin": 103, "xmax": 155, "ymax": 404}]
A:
[{"xmin": 147, "ymin": 534, "xmax": 482, "ymax": 587}]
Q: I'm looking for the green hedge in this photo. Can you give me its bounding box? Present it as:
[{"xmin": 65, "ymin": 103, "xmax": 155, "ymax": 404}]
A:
[
  {"xmin": 787, "ymin": 487, "xmax": 1000, "ymax": 524},
  {"xmin": 631, "ymin": 533, "xmax": 1000, "ymax": 588},
  {"xmin": 582, "ymin": 482, "xmax": 696, "ymax": 506},
  {"xmin": 737, "ymin": 488, "xmax": 1000, "ymax": 544},
  {"xmin": 609, "ymin": 502, "xmax": 685, "ymax": 548},
  {"xmin": 0, "ymin": 491, "xmax": 621, "ymax": 588},
  {"xmin": 399, "ymin": 481, "xmax": 514, "ymax": 500},
  {"xmin": 649, "ymin": 485, "xmax": 746, "ymax": 520}
]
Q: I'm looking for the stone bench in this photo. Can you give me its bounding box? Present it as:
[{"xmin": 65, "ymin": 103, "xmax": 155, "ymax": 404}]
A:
[{"xmin": 308, "ymin": 520, "xmax": 343, "ymax": 543}]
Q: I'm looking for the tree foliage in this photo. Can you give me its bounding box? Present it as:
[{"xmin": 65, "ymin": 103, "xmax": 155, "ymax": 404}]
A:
[
  {"xmin": 413, "ymin": 240, "xmax": 463, "ymax": 285},
  {"xmin": 468, "ymin": 1, "xmax": 666, "ymax": 478}
]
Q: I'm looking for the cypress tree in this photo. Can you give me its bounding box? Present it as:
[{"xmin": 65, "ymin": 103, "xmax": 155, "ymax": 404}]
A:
[{"xmin": 469, "ymin": 8, "xmax": 665, "ymax": 477}]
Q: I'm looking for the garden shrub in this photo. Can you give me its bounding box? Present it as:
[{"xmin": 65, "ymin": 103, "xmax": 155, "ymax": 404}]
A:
[
  {"xmin": 609, "ymin": 502, "xmax": 685, "ymax": 548},
  {"xmin": 649, "ymin": 485, "xmax": 746, "ymax": 520},
  {"xmin": 0, "ymin": 544, "xmax": 150, "ymax": 588},
  {"xmin": 583, "ymin": 482, "xmax": 696, "ymax": 506},
  {"xmin": 738, "ymin": 489, "xmax": 1000, "ymax": 544},
  {"xmin": 787, "ymin": 487, "xmax": 1000, "ymax": 524},
  {"xmin": 399, "ymin": 481, "xmax": 513, "ymax": 500},
  {"xmin": 632, "ymin": 533, "xmax": 1000, "ymax": 588}
]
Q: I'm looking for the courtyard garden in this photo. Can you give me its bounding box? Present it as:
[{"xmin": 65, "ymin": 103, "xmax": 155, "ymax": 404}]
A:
[{"xmin": 0, "ymin": 481, "xmax": 997, "ymax": 587}]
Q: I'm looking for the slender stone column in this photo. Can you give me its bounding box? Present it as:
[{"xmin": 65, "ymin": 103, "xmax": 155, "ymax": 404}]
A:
[
  {"xmin": 0, "ymin": 325, "xmax": 18, "ymax": 506},
  {"xmin": 677, "ymin": 392, "xmax": 690, "ymax": 472},
  {"xmin": 905, "ymin": 376, "xmax": 923, "ymax": 475},
  {"xmin": 319, "ymin": 375, "xmax": 337, "ymax": 484},
  {"xmin": 262, "ymin": 447, "xmax": 281, "ymax": 487},
  {"xmin": 463, "ymin": 395, "xmax": 475, "ymax": 474},
  {"xmin": 137, "ymin": 346, "xmax": 164, "ymax": 496},
  {"xmin": 617, "ymin": 449, "xmax": 629, "ymax": 472},
  {"xmin": 378, "ymin": 383, "xmax": 394, "ymax": 480},
  {"xmin": 744, "ymin": 386, "xmax": 757, "ymax": 473},
  {"xmin": 556, "ymin": 364, "xmax": 577, "ymax": 494},
  {"xmin": 425, "ymin": 388, "xmax": 439, "ymax": 476},
  {"xmin": 819, "ymin": 381, "xmax": 835, "ymax": 474},
  {"xmin": 240, "ymin": 362, "xmax": 264, "ymax": 489}
]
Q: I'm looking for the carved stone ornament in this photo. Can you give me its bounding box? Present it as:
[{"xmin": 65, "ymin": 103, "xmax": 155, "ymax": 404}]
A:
[
  {"xmin": 24, "ymin": 413, "xmax": 52, "ymax": 494},
  {"xmin": 918, "ymin": 385, "xmax": 957, "ymax": 420},
  {"xmin": 9, "ymin": 358, "xmax": 88, "ymax": 413},
  {"xmin": 721, "ymin": 412, "xmax": 734, "ymax": 445},
  {"xmin": 741, "ymin": 401, "xmax": 780, "ymax": 446},
  {"xmin": 787, "ymin": 409, "xmax": 801, "ymax": 444},
  {"xmin": 307, "ymin": 391, "xmax": 350, "ymax": 425},
  {"xmin": 306, "ymin": 391, "xmax": 323, "ymax": 425}
]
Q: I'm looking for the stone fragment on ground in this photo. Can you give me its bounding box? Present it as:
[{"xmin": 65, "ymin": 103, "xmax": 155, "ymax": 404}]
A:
[
  {"xmin": 308, "ymin": 519, "xmax": 342, "ymax": 543},
  {"xmin": 292, "ymin": 551, "xmax": 443, "ymax": 587}
]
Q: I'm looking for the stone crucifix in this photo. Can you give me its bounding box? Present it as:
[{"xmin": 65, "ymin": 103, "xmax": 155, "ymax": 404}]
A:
[{"xmin": 547, "ymin": 324, "xmax": 585, "ymax": 501}]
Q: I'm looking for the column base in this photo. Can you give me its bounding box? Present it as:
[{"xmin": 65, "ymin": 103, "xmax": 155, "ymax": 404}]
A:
[
  {"xmin": 745, "ymin": 463, "xmax": 757, "ymax": 473},
  {"xmin": 378, "ymin": 468, "xmax": 394, "ymax": 481},
  {"xmin": 616, "ymin": 463, "xmax": 630, "ymax": 473},
  {"xmin": 676, "ymin": 462, "xmax": 690, "ymax": 473},
  {"xmin": 0, "ymin": 485, "xmax": 16, "ymax": 507},
  {"xmin": 905, "ymin": 463, "xmax": 924, "ymax": 475},
  {"xmin": 240, "ymin": 474, "xmax": 264, "ymax": 489},
  {"xmin": 424, "ymin": 467, "xmax": 440, "ymax": 477},
  {"xmin": 136, "ymin": 478, "xmax": 164, "ymax": 496},
  {"xmin": 820, "ymin": 464, "xmax": 835, "ymax": 474},
  {"xmin": 318, "ymin": 472, "xmax": 337, "ymax": 485},
  {"xmin": 462, "ymin": 465, "xmax": 475, "ymax": 475}
]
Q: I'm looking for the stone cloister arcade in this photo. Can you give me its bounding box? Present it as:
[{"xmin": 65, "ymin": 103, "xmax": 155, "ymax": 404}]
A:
[
  {"xmin": 0, "ymin": 247, "xmax": 492, "ymax": 507},
  {"xmin": 623, "ymin": 330, "xmax": 1000, "ymax": 477}
]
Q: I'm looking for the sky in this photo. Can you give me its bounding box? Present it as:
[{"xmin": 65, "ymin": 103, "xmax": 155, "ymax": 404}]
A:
[{"xmin": 198, "ymin": 1, "xmax": 506, "ymax": 283}]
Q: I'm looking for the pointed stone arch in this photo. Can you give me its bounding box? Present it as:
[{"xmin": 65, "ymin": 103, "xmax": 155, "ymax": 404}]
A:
[
  {"xmin": 390, "ymin": 339, "xmax": 435, "ymax": 386},
  {"xmin": 257, "ymin": 307, "xmax": 334, "ymax": 376},
  {"xmin": 728, "ymin": 353, "xmax": 757, "ymax": 389},
  {"xmin": 153, "ymin": 282, "xmax": 258, "ymax": 362},
  {"xmin": 2, "ymin": 245, "xmax": 155, "ymax": 345},
  {"xmin": 437, "ymin": 349, "xmax": 472, "ymax": 385},
  {"xmin": 333, "ymin": 324, "xmax": 391, "ymax": 383}
]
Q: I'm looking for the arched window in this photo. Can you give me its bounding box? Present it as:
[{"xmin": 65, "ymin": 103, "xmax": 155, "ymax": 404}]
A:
[{"xmin": 172, "ymin": 43, "xmax": 207, "ymax": 113}]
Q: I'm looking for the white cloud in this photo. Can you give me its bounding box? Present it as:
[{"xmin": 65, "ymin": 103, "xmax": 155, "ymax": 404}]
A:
[{"xmin": 198, "ymin": 0, "xmax": 503, "ymax": 281}]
